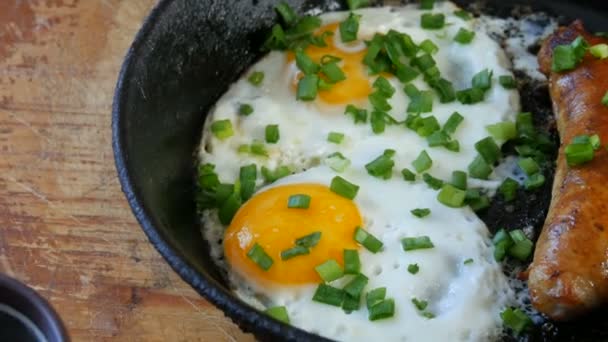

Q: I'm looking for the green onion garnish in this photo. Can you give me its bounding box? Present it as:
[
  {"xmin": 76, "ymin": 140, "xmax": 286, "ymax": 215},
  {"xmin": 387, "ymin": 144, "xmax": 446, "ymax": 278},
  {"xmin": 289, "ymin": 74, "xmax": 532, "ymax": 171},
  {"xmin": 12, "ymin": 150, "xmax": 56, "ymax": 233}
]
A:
[
  {"xmin": 321, "ymin": 62, "xmax": 346, "ymax": 83},
  {"xmin": 344, "ymin": 249, "xmax": 361, "ymax": 274},
  {"xmin": 250, "ymin": 140, "xmax": 268, "ymax": 157},
  {"xmin": 499, "ymin": 178, "xmax": 519, "ymax": 202},
  {"xmin": 412, "ymin": 150, "xmax": 433, "ymax": 173},
  {"xmin": 565, "ymin": 137, "xmax": 595, "ymax": 166},
  {"xmin": 590, "ymin": 44, "xmax": 608, "ymax": 59},
  {"xmin": 261, "ymin": 166, "xmax": 291, "ymax": 183},
  {"xmin": 265, "ymin": 124, "xmax": 280, "ymax": 144},
  {"xmin": 339, "ymin": 12, "xmax": 361, "ymax": 43},
  {"xmin": 407, "ymin": 90, "xmax": 434, "ymax": 114},
  {"xmin": 508, "ymin": 229, "xmax": 534, "ymax": 261},
  {"xmin": 369, "ymin": 91, "xmax": 392, "ymax": 112},
  {"xmin": 454, "ymin": 28, "xmax": 475, "ymax": 44},
  {"xmin": 423, "ymin": 173, "xmax": 444, "ymax": 190},
  {"xmin": 590, "ymin": 134, "xmax": 601, "ymax": 150},
  {"xmin": 264, "ymin": 24, "xmax": 287, "ymax": 50},
  {"xmin": 248, "ymin": 71, "xmax": 265, "ymax": 86},
  {"xmin": 451, "ymin": 170, "xmax": 467, "ymax": 190},
  {"xmin": 365, "ymin": 149, "xmax": 396, "ymax": 179},
  {"xmin": 366, "ymin": 287, "xmax": 387, "ymax": 308},
  {"xmin": 443, "ymin": 112, "xmax": 464, "ymax": 134},
  {"xmin": 371, "ymin": 110, "xmax": 386, "ymax": 134},
  {"xmin": 411, "ymin": 298, "xmax": 428, "ymax": 311},
  {"xmin": 296, "ymin": 74, "xmax": 319, "ymax": 101},
  {"xmin": 493, "ymin": 229, "xmax": 513, "ymax": 262},
  {"xmin": 501, "ymin": 307, "xmax": 533, "ymax": 335},
  {"xmin": 524, "ymin": 173, "xmax": 545, "ymax": 190},
  {"xmin": 354, "ymin": 227, "xmax": 383, "ymax": 253},
  {"xmin": 516, "ymin": 112, "xmax": 535, "ymax": 139},
  {"xmin": 456, "ymin": 87, "xmax": 485, "ymax": 104},
  {"xmin": 464, "ymin": 258, "xmax": 474, "ymax": 265},
  {"xmin": 315, "ymin": 259, "xmax": 344, "ymax": 282},
  {"xmin": 411, "ymin": 53, "xmax": 436, "ymax": 71},
  {"xmin": 368, "ymin": 299, "xmax": 395, "ymax": 321},
  {"xmin": 274, "ymin": 1, "xmax": 297, "ymax": 26},
  {"xmin": 327, "ymin": 132, "xmax": 345, "ymax": 144},
  {"xmin": 330, "ymin": 176, "xmax": 359, "ymax": 200},
  {"xmin": 486, "ymin": 121, "xmax": 517, "ymax": 141},
  {"xmin": 428, "ymin": 78, "xmax": 456, "ymax": 103},
  {"xmin": 499, "ymin": 75, "xmax": 517, "ymax": 89},
  {"xmin": 407, "ymin": 263, "xmax": 420, "ymax": 274},
  {"xmin": 472, "ymin": 69, "xmax": 493, "ymax": 91},
  {"xmin": 420, "ymin": 0, "xmax": 435, "ymax": 10},
  {"xmin": 552, "ymin": 36, "xmax": 589, "ymax": 72},
  {"xmin": 287, "ymin": 194, "xmax": 311, "ymax": 209},
  {"xmin": 401, "ymin": 236, "xmax": 434, "ymax": 251},
  {"xmin": 247, "ymin": 243, "xmax": 273, "ymax": 270},
  {"xmin": 210, "ymin": 119, "xmax": 234, "ymax": 140},
  {"xmin": 418, "ymin": 116, "xmax": 441, "ymax": 137},
  {"xmin": 312, "ymin": 284, "xmax": 345, "ymax": 306},
  {"xmin": 421, "ymin": 13, "xmax": 445, "ymax": 30},
  {"xmin": 218, "ymin": 187, "xmax": 242, "ymax": 225},
  {"xmin": 239, "ymin": 164, "xmax": 257, "ymax": 201},
  {"xmin": 468, "ymin": 195, "xmax": 490, "ymax": 211},
  {"xmin": 280, "ymin": 245, "xmax": 310, "ymax": 260},
  {"xmin": 295, "ymin": 231, "xmax": 322, "ymax": 248},
  {"xmin": 295, "ymin": 49, "xmax": 319, "ymax": 75},
  {"xmin": 239, "ymin": 103, "xmax": 254, "ymax": 116},
  {"xmin": 518, "ymin": 157, "xmax": 540, "ymax": 176},
  {"xmin": 342, "ymin": 294, "xmax": 360, "ymax": 312},
  {"xmin": 475, "ymin": 136, "xmax": 501, "ymax": 164},
  {"xmin": 402, "ymin": 168, "xmax": 416, "ymax": 182},
  {"xmin": 373, "ymin": 76, "xmax": 396, "ymax": 97},
  {"xmin": 411, "ymin": 208, "xmax": 431, "ymax": 218},
  {"xmin": 468, "ymin": 155, "xmax": 493, "ymax": 179},
  {"xmin": 420, "ymin": 39, "xmax": 439, "ymax": 54},
  {"xmin": 426, "ymin": 130, "xmax": 450, "ymax": 148},
  {"xmin": 343, "ymin": 274, "xmax": 369, "ymax": 298},
  {"xmin": 265, "ymin": 306, "xmax": 290, "ymax": 323},
  {"xmin": 437, "ymin": 184, "xmax": 466, "ymax": 208},
  {"xmin": 454, "ymin": 9, "xmax": 472, "ymax": 20},
  {"xmin": 347, "ymin": 0, "xmax": 369, "ymax": 10},
  {"xmin": 321, "ymin": 55, "xmax": 342, "ymax": 65},
  {"xmin": 345, "ymin": 104, "xmax": 368, "ymax": 123},
  {"xmin": 326, "ymin": 152, "xmax": 351, "ymax": 173}
]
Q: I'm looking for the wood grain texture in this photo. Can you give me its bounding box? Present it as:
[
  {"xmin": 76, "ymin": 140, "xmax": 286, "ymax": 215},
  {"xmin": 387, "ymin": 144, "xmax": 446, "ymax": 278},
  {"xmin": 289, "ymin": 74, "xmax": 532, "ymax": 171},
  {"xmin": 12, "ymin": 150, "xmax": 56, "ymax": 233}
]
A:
[{"xmin": 0, "ymin": 1, "xmax": 254, "ymax": 341}]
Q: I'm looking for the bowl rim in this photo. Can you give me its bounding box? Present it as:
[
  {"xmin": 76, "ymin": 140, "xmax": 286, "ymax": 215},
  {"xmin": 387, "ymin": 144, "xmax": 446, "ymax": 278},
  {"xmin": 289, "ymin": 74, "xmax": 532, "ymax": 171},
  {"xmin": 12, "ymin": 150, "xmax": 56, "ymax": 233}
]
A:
[{"xmin": 111, "ymin": 1, "xmax": 330, "ymax": 341}]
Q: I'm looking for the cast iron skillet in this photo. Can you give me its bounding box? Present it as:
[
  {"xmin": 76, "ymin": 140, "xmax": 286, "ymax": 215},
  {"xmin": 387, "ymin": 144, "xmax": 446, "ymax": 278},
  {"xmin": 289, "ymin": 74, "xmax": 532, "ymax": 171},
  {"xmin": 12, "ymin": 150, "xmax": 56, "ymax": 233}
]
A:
[{"xmin": 112, "ymin": 1, "xmax": 608, "ymax": 341}]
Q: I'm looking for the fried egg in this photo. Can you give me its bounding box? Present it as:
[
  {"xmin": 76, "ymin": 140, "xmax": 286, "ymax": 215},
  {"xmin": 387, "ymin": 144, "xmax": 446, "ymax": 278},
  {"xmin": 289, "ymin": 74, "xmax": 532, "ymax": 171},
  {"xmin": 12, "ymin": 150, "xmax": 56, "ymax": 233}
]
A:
[{"xmin": 198, "ymin": 1, "xmax": 533, "ymax": 341}]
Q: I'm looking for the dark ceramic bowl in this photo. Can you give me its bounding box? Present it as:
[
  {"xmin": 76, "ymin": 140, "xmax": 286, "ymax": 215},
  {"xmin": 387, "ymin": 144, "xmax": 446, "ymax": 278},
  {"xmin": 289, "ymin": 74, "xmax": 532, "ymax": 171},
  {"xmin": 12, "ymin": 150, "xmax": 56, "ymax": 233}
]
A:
[{"xmin": 112, "ymin": 1, "xmax": 608, "ymax": 341}]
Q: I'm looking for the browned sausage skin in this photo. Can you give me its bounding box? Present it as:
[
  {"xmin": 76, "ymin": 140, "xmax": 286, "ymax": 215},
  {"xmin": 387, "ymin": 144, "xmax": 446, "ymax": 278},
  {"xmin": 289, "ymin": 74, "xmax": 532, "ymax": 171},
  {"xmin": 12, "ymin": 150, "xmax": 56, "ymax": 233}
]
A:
[{"xmin": 529, "ymin": 20, "xmax": 608, "ymax": 320}]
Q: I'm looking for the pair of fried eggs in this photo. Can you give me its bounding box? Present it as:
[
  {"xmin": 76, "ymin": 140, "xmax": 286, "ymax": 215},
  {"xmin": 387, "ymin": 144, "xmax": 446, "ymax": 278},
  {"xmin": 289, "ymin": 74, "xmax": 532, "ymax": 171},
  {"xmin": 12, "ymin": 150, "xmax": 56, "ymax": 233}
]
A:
[{"xmin": 201, "ymin": 2, "xmax": 523, "ymax": 341}]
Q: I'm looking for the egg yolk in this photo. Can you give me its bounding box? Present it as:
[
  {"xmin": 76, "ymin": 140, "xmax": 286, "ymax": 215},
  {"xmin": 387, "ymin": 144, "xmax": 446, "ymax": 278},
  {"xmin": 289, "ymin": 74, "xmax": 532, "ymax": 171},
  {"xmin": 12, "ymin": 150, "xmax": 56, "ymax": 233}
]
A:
[
  {"xmin": 288, "ymin": 23, "xmax": 371, "ymax": 105},
  {"xmin": 224, "ymin": 183, "xmax": 362, "ymax": 287}
]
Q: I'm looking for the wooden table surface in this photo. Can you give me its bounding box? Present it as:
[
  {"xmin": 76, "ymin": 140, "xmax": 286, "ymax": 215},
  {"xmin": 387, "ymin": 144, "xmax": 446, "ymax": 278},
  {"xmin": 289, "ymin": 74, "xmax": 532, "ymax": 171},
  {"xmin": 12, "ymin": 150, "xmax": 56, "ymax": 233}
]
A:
[{"xmin": 0, "ymin": 1, "xmax": 253, "ymax": 341}]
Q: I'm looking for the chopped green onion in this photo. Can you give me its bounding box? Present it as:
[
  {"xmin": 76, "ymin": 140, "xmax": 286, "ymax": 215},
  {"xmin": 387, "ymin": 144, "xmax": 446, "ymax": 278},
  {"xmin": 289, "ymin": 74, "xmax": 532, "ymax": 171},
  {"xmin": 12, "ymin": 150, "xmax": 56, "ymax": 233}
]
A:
[
  {"xmin": 368, "ymin": 299, "xmax": 395, "ymax": 321},
  {"xmin": 589, "ymin": 134, "xmax": 601, "ymax": 150},
  {"xmin": 457, "ymin": 87, "xmax": 485, "ymax": 104},
  {"xmin": 468, "ymin": 155, "xmax": 493, "ymax": 179},
  {"xmin": 518, "ymin": 157, "xmax": 540, "ymax": 176},
  {"xmin": 327, "ymin": 132, "xmax": 345, "ymax": 144},
  {"xmin": 345, "ymin": 104, "xmax": 368, "ymax": 123},
  {"xmin": 274, "ymin": 2, "xmax": 297, "ymax": 27},
  {"xmin": 218, "ymin": 188, "xmax": 242, "ymax": 225},
  {"xmin": 239, "ymin": 164, "xmax": 257, "ymax": 201},
  {"xmin": 326, "ymin": 152, "xmax": 351, "ymax": 173},
  {"xmin": 265, "ymin": 306, "xmax": 290, "ymax": 323},
  {"xmin": 465, "ymin": 188, "xmax": 481, "ymax": 200},
  {"xmin": 321, "ymin": 55, "xmax": 342, "ymax": 64},
  {"xmin": 264, "ymin": 24, "xmax": 287, "ymax": 50},
  {"xmin": 330, "ymin": 176, "xmax": 360, "ymax": 200},
  {"xmin": 468, "ymin": 195, "xmax": 490, "ymax": 211},
  {"xmin": 602, "ymin": 91, "xmax": 608, "ymax": 107},
  {"xmin": 429, "ymin": 78, "xmax": 456, "ymax": 103},
  {"xmin": 437, "ymin": 184, "xmax": 466, "ymax": 208},
  {"xmin": 417, "ymin": 116, "xmax": 441, "ymax": 137},
  {"xmin": 239, "ymin": 103, "xmax": 254, "ymax": 116},
  {"xmin": 464, "ymin": 258, "xmax": 474, "ymax": 265},
  {"xmin": 365, "ymin": 149, "xmax": 396, "ymax": 179},
  {"xmin": 339, "ymin": 12, "xmax": 361, "ymax": 43},
  {"xmin": 296, "ymin": 231, "xmax": 322, "ymax": 248},
  {"xmin": 472, "ymin": 69, "xmax": 493, "ymax": 91},
  {"xmin": 486, "ymin": 121, "xmax": 517, "ymax": 141},
  {"xmin": 312, "ymin": 284, "xmax": 345, "ymax": 306},
  {"xmin": 261, "ymin": 166, "xmax": 291, "ymax": 183},
  {"xmin": 454, "ymin": 28, "xmax": 475, "ymax": 44},
  {"xmin": 265, "ymin": 124, "xmax": 280, "ymax": 144},
  {"xmin": 411, "ymin": 208, "xmax": 431, "ymax": 218},
  {"xmin": 501, "ymin": 307, "xmax": 533, "ymax": 335},
  {"xmin": 343, "ymin": 274, "xmax": 369, "ymax": 298},
  {"xmin": 493, "ymin": 229, "xmax": 513, "ymax": 262},
  {"xmin": 402, "ymin": 168, "xmax": 416, "ymax": 182},
  {"xmin": 296, "ymin": 74, "xmax": 319, "ymax": 101},
  {"xmin": 475, "ymin": 137, "xmax": 501, "ymax": 164},
  {"xmin": 347, "ymin": 0, "xmax": 369, "ymax": 10},
  {"xmin": 422, "ymin": 311, "xmax": 435, "ymax": 319},
  {"xmin": 369, "ymin": 91, "xmax": 392, "ymax": 112},
  {"xmin": 524, "ymin": 173, "xmax": 545, "ymax": 190},
  {"xmin": 508, "ymin": 231, "xmax": 534, "ymax": 261},
  {"xmin": 401, "ymin": 236, "xmax": 435, "ymax": 251},
  {"xmin": 373, "ymin": 76, "xmax": 396, "ymax": 97},
  {"xmin": 516, "ymin": 112, "xmax": 535, "ymax": 139},
  {"xmin": 315, "ymin": 259, "xmax": 344, "ymax": 282},
  {"xmin": 412, "ymin": 150, "xmax": 433, "ymax": 173},
  {"xmin": 407, "ymin": 263, "xmax": 420, "ymax": 274},
  {"xmin": 565, "ymin": 135, "xmax": 596, "ymax": 166},
  {"xmin": 454, "ymin": 9, "xmax": 472, "ymax": 20},
  {"xmin": 247, "ymin": 243, "xmax": 273, "ymax": 271},
  {"xmin": 395, "ymin": 65, "xmax": 420, "ymax": 83},
  {"xmin": 344, "ymin": 249, "xmax": 361, "ymax": 274},
  {"xmin": 407, "ymin": 90, "xmax": 434, "ymax": 114},
  {"xmin": 411, "ymin": 53, "xmax": 436, "ymax": 71},
  {"xmin": 317, "ymin": 78, "xmax": 332, "ymax": 91},
  {"xmin": 499, "ymin": 178, "xmax": 519, "ymax": 202},
  {"xmin": 287, "ymin": 194, "xmax": 311, "ymax": 209},
  {"xmin": 366, "ymin": 287, "xmax": 387, "ymax": 309},
  {"xmin": 370, "ymin": 110, "xmax": 386, "ymax": 134},
  {"xmin": 421, "ymin": 13, "xmax": 445, "ymax": 30},
  {"xmin": 420, "ymin": 0, "xmax": 435, "ymax": 9},
  {"xmin": 210, "ymin": 119, "xmax": 234, "ymax": 140},
  {"xmin": 420, "ymin": 39, "xmax": 439, "ymax": 54},
  {"xmin": 321, "ymin": 62, "xmax": 346, "ymax": 83},
  {"xmin": 280, "ymin": 245, "xmax": 310, "ymax": 260},
  {"xmin": 249, "ymin": 140, "xmax": 268, "ymax": 157},
  {"xmin": 451, "ymin": 170, "xmax": 467, "ymax": 190},
  {"xmin": 411, "ymin": 298, "xmax": 428, "ymax": 311},
  {"xmin": 499, "ymin": 75, "xmax": 517, "ymax": 89},
  {"xmin": 423, "ymin": 173, "xmax": 444, "ymax": 190},
  {"xmin": 354, "ymin": 227, "xmax": 383, "ymax": 253},
  {"xmin": 552, "ymin": 36, "xmax": 589, "ymax": 72},
  {"xmin": 443, "ymin": 112, "xmax": 464, "ymax": 134},
  {"xmin": 342, "ymin": 294, "xmax": 360, "ymax": 312},
  {"xmin": 248, "ymin": 71, "xmax": 265, "ymax": 86},
  {"xmin": 426, "ymin": 130, "xmax": 452, "ymax": 149}
]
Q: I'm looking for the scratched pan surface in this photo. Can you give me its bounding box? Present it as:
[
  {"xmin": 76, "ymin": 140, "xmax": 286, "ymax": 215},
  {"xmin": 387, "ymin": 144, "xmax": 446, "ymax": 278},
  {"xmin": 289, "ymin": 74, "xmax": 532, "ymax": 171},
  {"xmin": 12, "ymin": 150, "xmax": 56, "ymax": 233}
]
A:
[{"xmin": 112, "ymin": 0, "xmax": 608, "ymax": 341}]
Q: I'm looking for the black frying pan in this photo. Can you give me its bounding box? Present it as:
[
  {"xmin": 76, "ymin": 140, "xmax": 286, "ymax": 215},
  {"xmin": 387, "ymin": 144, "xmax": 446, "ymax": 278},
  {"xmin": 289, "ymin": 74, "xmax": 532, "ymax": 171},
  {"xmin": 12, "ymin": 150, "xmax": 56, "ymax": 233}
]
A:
[{"xmin": 112, "ymin": 1, "xmax": 608, "ymax": 341}]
